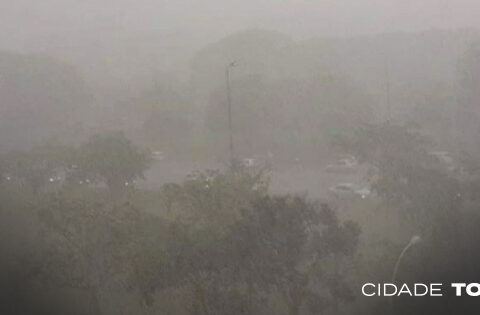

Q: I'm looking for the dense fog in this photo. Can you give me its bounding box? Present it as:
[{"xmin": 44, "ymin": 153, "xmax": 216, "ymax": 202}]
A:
[{"xmin": 1, "ymin": 1, "xmax": 480, "ymax": 314}]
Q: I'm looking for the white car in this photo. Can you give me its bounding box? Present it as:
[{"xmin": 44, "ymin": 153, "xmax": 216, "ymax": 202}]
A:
[
  {"xmin": 329, "ymin": 183, "xmax": 371, "ymax": 199},
  {"xmin": 152, "ymin": 151, "xmax": 164, "ymax": 161},
  {"xmin": 242, "ymin": 158, "xmax": 256, "ymax": 168},
  {"xmin": 325, "ymin": 156, "xmax": 358, "ymax": 173},
  {"xmin": 428, "ymin": 151, "xmax": 456, "ymax": 172}
]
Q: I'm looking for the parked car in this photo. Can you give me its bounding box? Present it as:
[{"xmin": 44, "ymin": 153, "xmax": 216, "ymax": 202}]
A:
[
  {"xmin": 242, "ymin": 158, "xmax": 256, "ymax": 168},
  {"xmin": 325, "ymin": 155, "xmax": 358, "ymax": 173},
  {"xmin": 329, "ymin": 183, "xmax": 371, "ymax": 199},
  {"xmin": 428, "ymin": 151, "xmax": 456, "ymax": 172},
  {"xmin": 152, "ymin": 151, "xmax": 164, "ymax": 161}
]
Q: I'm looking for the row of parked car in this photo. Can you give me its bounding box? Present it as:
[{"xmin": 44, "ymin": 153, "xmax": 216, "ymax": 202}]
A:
[
  {"xmin": 324, "ymin": 155, "xmax": 370, "ymax": 200},
  {"xmin": 146, "ymin": 149, "xmax": 459, "ymax": 202},
  {"xmin": 325, "ymin": 150, "xmax": 460, "ymax": 201}
]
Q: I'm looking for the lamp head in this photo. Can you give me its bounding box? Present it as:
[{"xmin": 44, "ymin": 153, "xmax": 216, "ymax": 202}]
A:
[{"xmin": 410, "ymin": 235, "xmax": 421, "ymax": 245}]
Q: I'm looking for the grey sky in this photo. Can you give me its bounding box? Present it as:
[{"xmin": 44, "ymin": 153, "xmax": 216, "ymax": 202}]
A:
[{"xmin": 1, "ymin": 0, "xmax": 479, "ymax": 47}]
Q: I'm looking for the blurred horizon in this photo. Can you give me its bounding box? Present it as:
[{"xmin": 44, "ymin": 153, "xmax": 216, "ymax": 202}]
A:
[{"xmin": 2, "ymin": 0, "xmax": 479, "ymax": 50}]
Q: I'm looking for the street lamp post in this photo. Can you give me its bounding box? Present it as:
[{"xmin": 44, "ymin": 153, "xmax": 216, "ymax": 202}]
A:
[
  {"xmin": 225, "ymin": 61, "xmax": 237, "ymax": 169},
  {"xmin": 391, "ymin": 235, "xmax": 421, "ymax": 284},
  {"xmin": 384, "ymin": 54, "xmax": 392, "ymax": 123},
  {"xmin": 390, "ymin": 235, "xmax": 421, "ymax": 314}
]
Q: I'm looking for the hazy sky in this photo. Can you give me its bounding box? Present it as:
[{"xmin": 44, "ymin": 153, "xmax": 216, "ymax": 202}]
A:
[{"xmin": 1, "ymin": 0, "xmax": 479, "ymax": 47}]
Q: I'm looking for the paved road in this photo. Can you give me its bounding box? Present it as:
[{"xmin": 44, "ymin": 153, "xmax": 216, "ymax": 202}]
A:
[{"xmin": 141, "ymin": 159, "xmax": 368, "ymax": 200}]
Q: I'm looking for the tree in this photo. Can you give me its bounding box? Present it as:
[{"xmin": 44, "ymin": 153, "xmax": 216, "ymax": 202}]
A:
[
  {"xmin": 76, "ymin": 132, "xmax": 151, "ymax": 194},
  {"xmin": 130, "ymin": 170, "xmax": 360, "ymax": 315},
  {"xmin": 36, "ymin": 192, "xmax": 170, "ymax": 315},
  {"xmin": 456, "ymin": 42, "xmax": 480, "ymax": 155},
  {"xmin": 227, "ymin": 200, "xmax": 360, "ymax": 315},
  {"xmin": 0, "ymin": 144, "xmax": 72, "ymax": 194},
  {"xmin": 205, "ymin": 75, "xmax": 373, "ymax": 160},
  {"xmin": 333, "ymin": 123, "xmax": 460, "ymax": 220},
  {"xmin": 0, "ymin": 52, "xmax": 90, "ymax": 152},
  {"xmin": 334, "ymin": 123, "xmax": 480, "ymax": 315}
]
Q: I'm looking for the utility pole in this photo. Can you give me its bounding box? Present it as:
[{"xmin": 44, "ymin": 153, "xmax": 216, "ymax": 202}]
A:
[
  {"xmin": 384, "ymin": 55, "xmax": 392, "ymax": 123},
  {"xmin": 225, "ymin": 61, "xmax": 237, "ymax": 168}
]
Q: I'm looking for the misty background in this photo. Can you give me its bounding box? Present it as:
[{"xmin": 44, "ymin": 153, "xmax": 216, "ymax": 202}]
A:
[
  {"xmin": 1, "ymin": 0, "xmax": 479, "ymax": 156},
  {"xmin": 2, "ymin": 1, "xmax": 480, "ymax": 314}
]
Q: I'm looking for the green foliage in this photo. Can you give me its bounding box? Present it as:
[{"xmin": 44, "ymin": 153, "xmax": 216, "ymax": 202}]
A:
[
  {"xmin": 0, "ymin": 144, "xmax": 72, "ymax": 193},
  {"xmin": 134, "ymin": 85, "xmax": 194, "ymax": 151},
  {"xmin": 458, "ymin": 42, "xmax": 480, "ymax": 96},
  {"xmin": 0, "ymin": 133, "xmax": 151, "ymax": 195},
  {"xmin": 38, "ymin": 196, "xmax": 140, "ymax": 289},
  {"xmin": 334, "ymin": 121, "xmax": 480, "ymax": 315},
  {"xmin": 334, "ymin": 123, "xmax": 461, "ymax": 221},
  {"xmin": 205, "ymin": 74, "xmax": 373, "ymax": 158},
  {"xmin": 0, "ymin": 155, "xmax": 362, "ymax": 315},
  {"xmin": 130, "ymin": 171, "xmax": 360, "ymax": 315},
  {"xmin": 0, "ymin": 52, "xmax": 90, "ymax": 151},
  {"xmin": 75, "ymin": 131, "xmax": 152, "ymax": 193}
]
